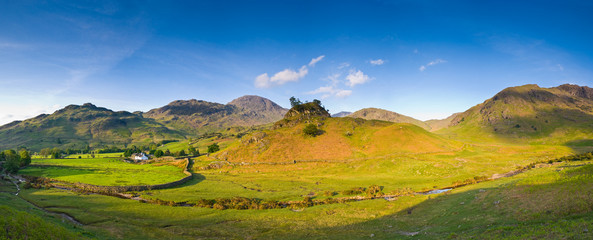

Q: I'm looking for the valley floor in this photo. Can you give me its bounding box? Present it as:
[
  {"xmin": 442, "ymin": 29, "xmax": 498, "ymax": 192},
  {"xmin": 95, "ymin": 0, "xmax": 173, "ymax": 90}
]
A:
[{"xmin": 2, "ymin": 146, "xmax": 593, "ymax": 239}]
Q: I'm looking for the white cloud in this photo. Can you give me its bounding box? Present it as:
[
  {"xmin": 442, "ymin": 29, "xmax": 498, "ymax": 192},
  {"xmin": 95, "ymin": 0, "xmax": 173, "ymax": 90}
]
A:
[
  {"xmin": 270, "ymin": 65, "xmax": 308, "ymax": 84},
  {"xmin": 346, "ymin": 69, "xmax": 371, "ymax": 87},
  {"xmin": 324, "ymin": 73, "xmax": 341, "ymax": 85},
  {"xmin": 308, "ymin": 55, "xmax": 325, "ymax": 67},
  {"xmin": 370, "ymin": 59, "xmax": 384, "ymax": 65},
  {"xmin": 255, "ymin": 56, "xmax": 325, "ymax": 88},
  {"xmin": 335, "ymin": 89, "xmax": 352, "ymax": 97},
  {"xmin": 255, "ymin": 66, "xmax": 308, "ymax": 88},
  {"xmin": 307, "ymin": 85, "xmax": 352, "ymax": 99},
  {"xmin": 255, "ymin": 73, "xmax": 271, "ymax": 88},
  {"xmin": 419, "ymin": 59, "xmax": 447, "ymax": 71}
]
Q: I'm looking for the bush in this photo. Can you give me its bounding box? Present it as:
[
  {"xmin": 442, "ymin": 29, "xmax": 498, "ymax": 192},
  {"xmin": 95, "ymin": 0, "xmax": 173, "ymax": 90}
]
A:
[
  {"xmin": 366, "ymin": 185, "xmax": 384, "ymax": 197},
  {"xmin": 154, "ymin": 150, "xmax": 164, "ymax": 158},
  {"xmin": 323, "ymin": 191, "xmax": 336, "ymax": 196},
  {"xmin": 341, "ymin": 187, "xmax": 365, "ymax": 195},
  {"xmin": 303, "ymin": 124, "xmax": 320, "ymax": 137},
  {"xmin": 207, "ymin": 143, "xmax": 220, "ymax": 153}
]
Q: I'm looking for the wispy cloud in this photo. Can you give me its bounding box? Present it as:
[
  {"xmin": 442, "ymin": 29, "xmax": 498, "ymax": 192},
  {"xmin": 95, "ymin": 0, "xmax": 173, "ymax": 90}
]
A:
[
  {"xmin": 0, "ymin": 103, "xmax": 62, "ymax": 125},
  {"xmin": 346, "ymin": 69, "xmax": 371, "ymax": 87},
  {"xmin": 255, "ymin": 56, "xmax": 323, "ymax": 88},
  {"xmin": 338, "ymin": 62, "xmax": 350, "ymax": 69},
  {"xmin": 419, "ymin": 59, "xmax": 447, "ymax": 71},
  {"xmin": 307, "ymin": 85, "xmax": 352, "ymax": 99},
  {"xmin": 370, "ymin": 59, "xmax": 384, "ymax": 65},
  {"xmin": 0, "ymin": 41, "xmax": 29, "ymax": 49},
  {"xmin": 308, "ymin": 55, "xmax": 325, "ymax": 67},
  {"xmin": 308, "ymin": 66, "xmax": 372, "ymax": 99}
]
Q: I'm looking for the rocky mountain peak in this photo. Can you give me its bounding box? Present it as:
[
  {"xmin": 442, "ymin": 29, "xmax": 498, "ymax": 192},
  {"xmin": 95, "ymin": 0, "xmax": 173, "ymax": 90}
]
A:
[{"xmin": 228, "ymin": 95, "xmax": 286, "ymax": 112}]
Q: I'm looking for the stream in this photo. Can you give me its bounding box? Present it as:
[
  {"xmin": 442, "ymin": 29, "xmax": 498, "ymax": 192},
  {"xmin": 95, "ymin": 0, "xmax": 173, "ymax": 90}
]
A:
[{"xmin": 3, "ymin": 173, "xmax": 84, "ymax": 226}]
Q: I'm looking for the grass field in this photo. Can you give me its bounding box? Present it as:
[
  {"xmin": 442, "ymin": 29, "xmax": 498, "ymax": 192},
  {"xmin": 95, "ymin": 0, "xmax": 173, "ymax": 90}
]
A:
[
  {"xmin": 9, "ymin": 159, "xmax": 592, "ymax": 239},
  {"xmin": 18, "ymin": 158, "xmax": 187, "ymax": 186},
  {"xmin": 139, "ymin": 143, "xmax": 571, "ymax": 204}
]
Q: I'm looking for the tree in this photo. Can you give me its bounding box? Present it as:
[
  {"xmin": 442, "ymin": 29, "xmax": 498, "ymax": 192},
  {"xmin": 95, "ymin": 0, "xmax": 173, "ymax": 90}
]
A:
[
  {"xmin": 40, "ymin": 148, "xmax": 52, "ymax": 158},
  {"xmin": 51, "ymin": 148, "xmax": 61, "ymax": 159},
  {"xmin": 189, "ymin": 147, "xmax": 199, "ymax": 156},
  {"xmin": 19, "ymin": 150, "xmax": 31, "ymax": 167},
  {"xmin": 2, "ymin": 150, "xmax": 21, "ymax": 173},
  {"xmin": 289, "ymin": 96, "xmax": 302, "ymax": 108},
  {"xmin": 154, "ymin": 150, "xmax": 164, "ymax": 158},
  {"xmin": 303, "ymin": 124, "xmax": 320, "ymax": 137},
  {"xmin": 164, "ymin": 149, "xmax": 171, "ymax": 156},
  {"xmin": 51, "ymin": 151, "xmax": 61, "ymax": 159},
  {"xmin": 312, "ymin": 99, "xmax": 328, "ymax": 112},
  {"xmin": 207, "ymin": 143, "xmax": 220, "ymax": 153},
  {"xmin": 176, "ymin": 150, "xmax": 187, "ymax": 157}
]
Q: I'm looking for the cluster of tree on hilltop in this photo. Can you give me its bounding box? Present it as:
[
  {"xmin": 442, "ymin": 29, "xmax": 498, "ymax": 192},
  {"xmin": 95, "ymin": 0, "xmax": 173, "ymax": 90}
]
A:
[{"xmin": 289, "ymin": 97, "xmax": 328, "ymax": 112}]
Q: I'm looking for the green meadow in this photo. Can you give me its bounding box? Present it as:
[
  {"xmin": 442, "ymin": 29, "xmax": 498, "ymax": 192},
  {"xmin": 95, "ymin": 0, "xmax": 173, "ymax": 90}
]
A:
[
  {"xmin": 5, "ymin": 158, "xmax": 591, "ymax": 239},
  {"xmin": 141, "ymin": 143, "xmax": 571, "ymax": 203},
  {"xmin": 19, "ymin": 158, "xmax": 187, "ymax": 186}
]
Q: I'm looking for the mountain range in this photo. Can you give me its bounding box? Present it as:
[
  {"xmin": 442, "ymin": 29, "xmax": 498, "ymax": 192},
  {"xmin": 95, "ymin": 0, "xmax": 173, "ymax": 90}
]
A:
[
  {"xmin": 143, "ymin": 95, "xmax": 287, "ymax": 135},
  {"xmin": 1, "ymin": 84, "xmax": 593, "ymax": 151}
]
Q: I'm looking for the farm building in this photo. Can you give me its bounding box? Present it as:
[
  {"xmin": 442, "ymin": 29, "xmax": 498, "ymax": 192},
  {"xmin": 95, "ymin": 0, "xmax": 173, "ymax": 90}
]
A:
[{"xmin": 131, "ymin": 153, "xmax": 149, "ymax": 160}]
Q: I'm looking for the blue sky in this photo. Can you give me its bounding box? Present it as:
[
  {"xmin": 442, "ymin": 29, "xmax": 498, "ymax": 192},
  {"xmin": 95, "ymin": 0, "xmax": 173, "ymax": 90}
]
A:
[{"xmin": 1, "ymin": 0, "xmax": 593, "ymax": 125}]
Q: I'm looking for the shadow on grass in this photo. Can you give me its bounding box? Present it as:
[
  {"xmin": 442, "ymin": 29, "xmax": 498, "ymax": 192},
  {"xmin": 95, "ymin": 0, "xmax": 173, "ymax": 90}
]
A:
[
  {"xmin": 164, "ymin": 173, "xmax": 205, "ymax": 190},
  {"xmin": 565, "ymin": 139, "xmax": 593, "ymax": 153},
  {"xmin": 299, "ymin": 164, "xmax": 593, "ymax": 239}
]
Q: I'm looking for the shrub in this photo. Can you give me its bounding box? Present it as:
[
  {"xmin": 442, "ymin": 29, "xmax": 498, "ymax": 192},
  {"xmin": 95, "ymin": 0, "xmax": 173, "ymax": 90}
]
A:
[
  {"xmin": 390, "ymin": 187, "xmax": 414, "ymax": 196},
  {"xmin": 341, "ymin": 187, "xmax": 365, "ymax": 195},
  {"xmin": 303, "ymin": 124, "xmax": 320, "ymax": 137},
  {"xmin": 207, "ymin": 143, "xmax": 220, "ymax": 153},
  {"xmin": 154, "ymin": 150, "xmax": 164, "ymax": 158},
  {"xmin": 323, "ymin": 191, "xmax": 336, "ymax": 196},
  {"xmin": 366, "ymin": 185, "xmax": 384, "ymax": 197}
]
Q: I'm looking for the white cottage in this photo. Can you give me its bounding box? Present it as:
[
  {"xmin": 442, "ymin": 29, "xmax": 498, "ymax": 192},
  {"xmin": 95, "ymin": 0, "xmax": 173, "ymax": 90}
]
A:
[{"xmin": 131, "ymin": 153, "xmax": 149, "ymax": 160}]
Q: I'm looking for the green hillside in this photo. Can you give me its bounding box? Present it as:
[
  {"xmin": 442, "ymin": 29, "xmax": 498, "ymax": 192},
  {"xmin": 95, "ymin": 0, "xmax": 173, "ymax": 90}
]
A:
[
  {"xmin": 213, "ymin": 103, "xmax": 461, "ymax": 163},
  {"xmin": 440, "ymin": 84, "xmax": 593, "ymax": 146},
  {"xmin": 0, "ymin": 103, "xmax": 184, "ymax": 151}
]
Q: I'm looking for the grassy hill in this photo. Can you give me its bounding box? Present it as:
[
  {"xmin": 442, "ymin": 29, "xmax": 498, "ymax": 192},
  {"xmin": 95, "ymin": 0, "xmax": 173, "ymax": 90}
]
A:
[
  {"xmin": 440, "ymin": 84, "xmax": 593, "ymax": 146},
  {"xmin": 213, "ymin": 102, "xmax": 461, "ymax": 163},
  {"xmin": 348, "ymin": 107, "xmax": 432, "ymax": 130},
  {"xmin": 0, "ymin": 103, "xmax": 183, "ymax": 151},
  {"xmin": 143, "ymin": 95, "xmax": 287, "ymax": 135}
]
